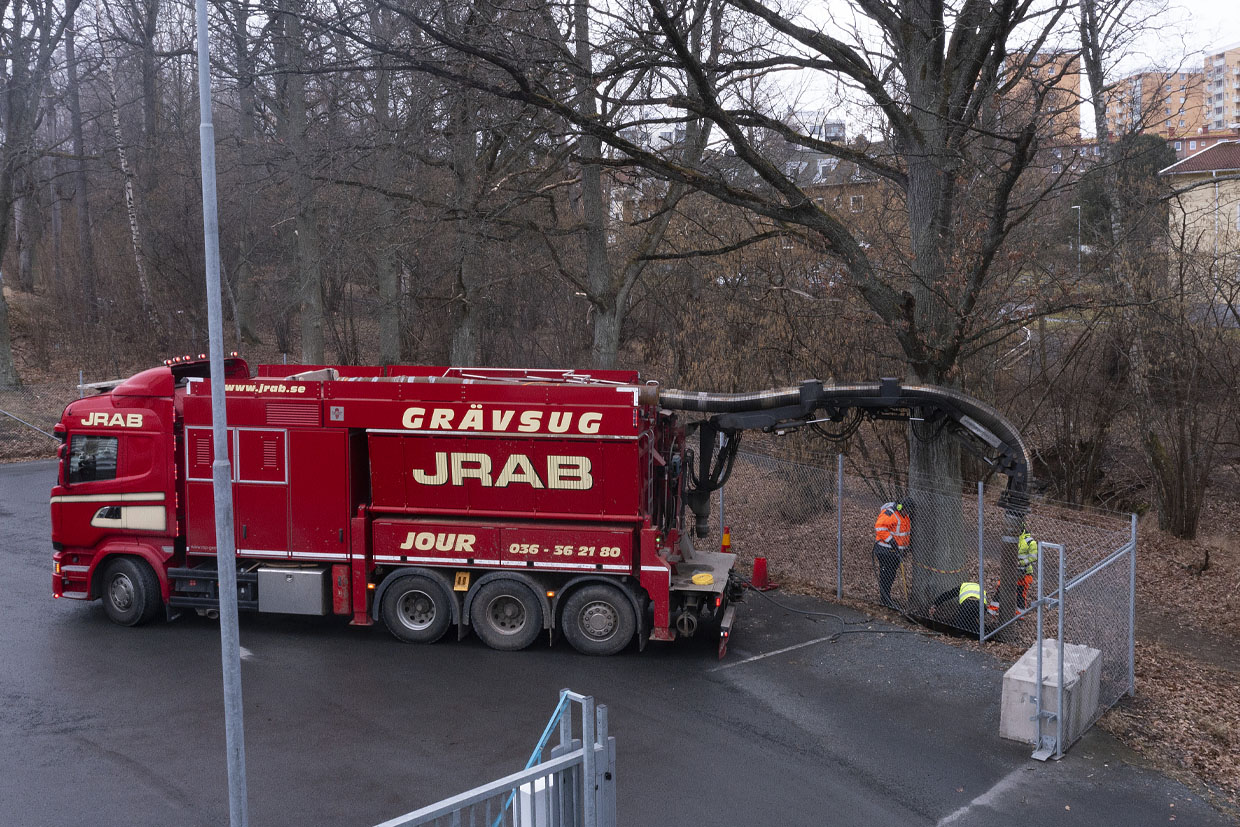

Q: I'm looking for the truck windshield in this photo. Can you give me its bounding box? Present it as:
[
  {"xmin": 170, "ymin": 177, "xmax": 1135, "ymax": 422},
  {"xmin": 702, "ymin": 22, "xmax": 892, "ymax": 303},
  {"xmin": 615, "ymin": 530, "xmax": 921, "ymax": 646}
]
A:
[{"xmin": 68, "ymin": 435, "xmax": 119, "ymax": 483}]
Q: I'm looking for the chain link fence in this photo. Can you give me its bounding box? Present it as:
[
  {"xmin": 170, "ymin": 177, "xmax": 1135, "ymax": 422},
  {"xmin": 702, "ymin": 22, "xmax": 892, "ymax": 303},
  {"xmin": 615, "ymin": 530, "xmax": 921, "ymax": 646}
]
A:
[
  {"xmin": 0, "ymin": 383, "xmax": 77, "ymax": 461},
  {"xmin": 717, "ymin": 450, "xmax": 1136, "ymax": 753}
]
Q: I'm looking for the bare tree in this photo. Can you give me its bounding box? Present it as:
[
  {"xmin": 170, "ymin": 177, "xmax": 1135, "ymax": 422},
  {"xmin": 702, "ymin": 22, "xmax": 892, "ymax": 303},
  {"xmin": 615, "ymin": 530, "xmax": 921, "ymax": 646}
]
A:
[
  {"xmin": 274, "ymin": 0, "xmax": 324, "ymax": 362},
  {"xmin": 62, "ymin": 18, "xmax": 100, "ymax": 325},
  {"xmin": 0, "ymin": 0, "xmax": 83, "ymax": 386},
  {"xmin": 334, "ymin": 0, "xmax": 1081, "ymax": 611}
]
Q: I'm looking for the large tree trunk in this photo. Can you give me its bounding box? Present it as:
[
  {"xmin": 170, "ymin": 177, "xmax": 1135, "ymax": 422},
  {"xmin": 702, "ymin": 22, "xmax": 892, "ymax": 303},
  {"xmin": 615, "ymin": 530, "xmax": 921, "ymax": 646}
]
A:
[
  {"xmin": 902, "ymin": 4, "xmax": 967, "ymax": 608},
  {"xmin": 370, "ymin": 17, "xmax": 403, "ymax": 365},
  {"xmin": 65, "ymin": 24, "xmax": 100, "ymax": 324},
  {"xmin": 138, "ymin": 0, "xmax": 160, "ymax": 194},
  {"xmin": 447, "ymin": 91, "xmax": 481, "ymax": 366},
  {"xmin": 278, "ymin": 0, "xmax": 324, "ymax": 363},
  {"xmin": 376, "ymin": 194, "xmax": 402, "ymax": 365},
  {"xmin": 0, "ymin": 275, "xmax": 17, "ymax": 386},
  {"xmin": 228, "ymin": 0, "xmax": 261, "ymax": 344},
  {"xmin": 14, "ymin": 172, "xmax": 40, "ymax": 292},
  {"xmin": 47, "ymin": 145, "xmax": 65, "ymax": 294},
  {"xmin": 572, "ymin": 0, "xmax": 616, "ymax": 368}
]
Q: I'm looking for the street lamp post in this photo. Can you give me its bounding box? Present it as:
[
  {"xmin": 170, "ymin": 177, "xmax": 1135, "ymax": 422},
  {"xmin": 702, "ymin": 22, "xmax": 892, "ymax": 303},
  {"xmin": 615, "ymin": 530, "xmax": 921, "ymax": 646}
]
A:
[
  {"xmin": 195, "ymin": 0, "xmax": 249, "ymax": 824},
  {"xmin": 1071, "ymin": 204, "xmax": 1081, "ymax": 281}
]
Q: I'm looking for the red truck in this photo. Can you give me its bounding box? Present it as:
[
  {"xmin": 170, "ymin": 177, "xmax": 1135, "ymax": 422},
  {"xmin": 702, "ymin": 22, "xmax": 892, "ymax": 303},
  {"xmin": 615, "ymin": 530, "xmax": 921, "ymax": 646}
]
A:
[
  {"xmin": 51, "ymin": 357, "xmax": 1033, "ymax": 653},
  {"xmin": 50, "ymin": 357, "xmax": 741, "ymax": 655}
]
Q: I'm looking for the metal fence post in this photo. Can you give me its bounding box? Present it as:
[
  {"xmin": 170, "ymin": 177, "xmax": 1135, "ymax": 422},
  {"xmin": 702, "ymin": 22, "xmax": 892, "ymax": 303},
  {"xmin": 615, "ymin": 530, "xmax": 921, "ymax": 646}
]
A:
[
  {"xmin": 1129, "ymin": 512, "xmax": 1138, "ymax": 697},
  {"xmin": 719, "ymin": 432, "xmax": 726, "ymax": 539},
  {"xmin": 977, "ymin": 481, "xmax": 985, "ymax": 643},
  {"xmin": 595, "ymin": 705, "xmax": 616, "ymax": 827},
  {"xmin": 836, "ymin": 454, "xmax": 843, "ymax": 601},
  {"xmin": 1056, "ymin": 544, "xmax": 1066, "ymax": 759},
  {"xmin": 1034, "ymin": 537, "xmax": 1045, "ymax": 758},
  {"xmin": 581, "ymin": 695, "xmax": 597, "ymax": 827}
]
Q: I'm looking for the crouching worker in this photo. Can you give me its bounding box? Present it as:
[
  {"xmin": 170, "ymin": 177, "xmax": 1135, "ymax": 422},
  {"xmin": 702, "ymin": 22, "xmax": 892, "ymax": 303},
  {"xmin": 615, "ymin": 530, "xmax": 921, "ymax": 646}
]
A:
[
  {"xmin": 930, "ymin": 581, "xmax": 997, "ymax": 635},
  {"xmin": 873, "ymin": 501, "xmax": 911, "ymax": 609}
]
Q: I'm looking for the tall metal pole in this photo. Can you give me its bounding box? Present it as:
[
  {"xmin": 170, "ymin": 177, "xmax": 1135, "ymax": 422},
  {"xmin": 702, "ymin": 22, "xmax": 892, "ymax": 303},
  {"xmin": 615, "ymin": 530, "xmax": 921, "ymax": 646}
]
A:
[
  {"xmin": 1056, "ymin": 543, "xmax": 1065, "ymax": 759},
  {"xmin": 977, "ymin": 482, "xmax": 985, "ymax": 643},
  {"xmin": 1128, "ymin": 512, "xmax": 1137, "ymax": 696},
  {"xmin": 1071, "ymin": 205, "xmax": 1081, "ymax": 281},
  {"xmin": 717, "ymin": 431, "xmax": 726, "ymax": 538},
  {"xmin": 195, "ymin": 0, "xmax": 249, "ymax": 823},
  {"xmin": 836, "ymin": 454, "xmax": 843, "ymax": 601}
]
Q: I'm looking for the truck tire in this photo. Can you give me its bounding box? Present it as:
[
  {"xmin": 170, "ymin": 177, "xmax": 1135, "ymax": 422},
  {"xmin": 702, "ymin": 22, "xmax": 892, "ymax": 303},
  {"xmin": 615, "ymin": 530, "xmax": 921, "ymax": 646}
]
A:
[
  {"xmin": 561, "ymin": 584, "xmax": 636, "ymax": 656},
  {"xmin": 380, "ymin": 575, "xmax": 452, "ymax": 644},
  {"xmin": 100, "ymin": 557, "xmax": 162, "ymax": 627},
  {"xmin": 470, "ymin": 580, "xmax": 543, "ymax": 651}
]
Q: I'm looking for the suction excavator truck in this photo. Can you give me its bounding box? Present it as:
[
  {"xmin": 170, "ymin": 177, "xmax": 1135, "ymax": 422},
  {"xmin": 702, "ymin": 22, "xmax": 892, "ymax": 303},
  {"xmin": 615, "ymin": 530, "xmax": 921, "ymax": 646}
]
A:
[{"xmin": 49, "ymin": 357, "xmax": 1029, "ymax": 656}]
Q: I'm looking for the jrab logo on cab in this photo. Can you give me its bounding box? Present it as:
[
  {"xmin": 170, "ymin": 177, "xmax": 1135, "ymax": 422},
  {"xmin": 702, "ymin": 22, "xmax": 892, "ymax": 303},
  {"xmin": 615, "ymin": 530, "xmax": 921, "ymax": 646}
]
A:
[{"xmin": 79, "ymin": 412, "xmax": 143, "ymax": 428}]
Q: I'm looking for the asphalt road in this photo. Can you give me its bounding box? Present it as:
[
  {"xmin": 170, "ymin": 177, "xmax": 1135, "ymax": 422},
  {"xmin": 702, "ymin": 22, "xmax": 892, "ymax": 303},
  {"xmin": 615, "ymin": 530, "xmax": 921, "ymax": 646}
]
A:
[{"xmin": 1, "ymin": 459, "xmax": 1228, "ymax": 826}]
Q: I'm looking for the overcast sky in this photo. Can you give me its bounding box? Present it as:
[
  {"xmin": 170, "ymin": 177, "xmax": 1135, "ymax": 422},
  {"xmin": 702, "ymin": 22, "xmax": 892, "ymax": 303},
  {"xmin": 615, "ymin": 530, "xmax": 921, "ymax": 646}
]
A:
[
  {"xmin": 1178, "ymin": 1, "xmax": 1239, "ymax": 56},
  {"xmin": 1135, "ymin": 0, "xmax": 1238, "ymax": 68}
]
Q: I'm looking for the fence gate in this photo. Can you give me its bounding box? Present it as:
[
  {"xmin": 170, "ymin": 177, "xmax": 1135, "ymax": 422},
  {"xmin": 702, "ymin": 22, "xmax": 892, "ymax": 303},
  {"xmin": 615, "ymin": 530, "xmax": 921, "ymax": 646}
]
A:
[
  {"xmin": 375, "ymin": 690, "xmax": 616, "ymax": 827},
  {"xmin": 1015, "ymin": 532, "xmax": 1137, "ymax": 760}
]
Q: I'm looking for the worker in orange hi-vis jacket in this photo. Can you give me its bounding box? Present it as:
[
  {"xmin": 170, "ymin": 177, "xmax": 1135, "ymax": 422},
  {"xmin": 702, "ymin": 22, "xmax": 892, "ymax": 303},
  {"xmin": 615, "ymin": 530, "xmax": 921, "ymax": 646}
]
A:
[{"xmin": 873, "ymin": 501, "xmax": 911, "ymax": 608}]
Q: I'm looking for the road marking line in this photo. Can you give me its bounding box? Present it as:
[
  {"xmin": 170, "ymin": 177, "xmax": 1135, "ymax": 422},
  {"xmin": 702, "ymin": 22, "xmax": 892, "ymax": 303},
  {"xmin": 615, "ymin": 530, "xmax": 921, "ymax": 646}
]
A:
[
  {"xmin": 936, "ymin": 767, "xmax": 1028, "ymax": 826},
  {"xmin": 707, "ymin": 635, "xmax": 837, "ymax": 673},
  {"xmin": 239, "ymin": 646, "xmax": 254, "ymax": 662}
]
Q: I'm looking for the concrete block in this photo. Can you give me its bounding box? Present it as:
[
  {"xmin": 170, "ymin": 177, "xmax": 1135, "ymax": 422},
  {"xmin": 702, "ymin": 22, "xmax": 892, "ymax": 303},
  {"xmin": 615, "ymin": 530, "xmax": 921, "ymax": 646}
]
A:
[{"xmin": 1000, "ymin": 639, "xmax": 1102, "ymax": 746}]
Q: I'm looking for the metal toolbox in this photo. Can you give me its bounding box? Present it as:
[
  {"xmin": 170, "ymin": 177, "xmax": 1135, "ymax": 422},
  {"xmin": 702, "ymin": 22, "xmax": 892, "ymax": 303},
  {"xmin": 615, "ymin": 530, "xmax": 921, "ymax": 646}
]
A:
[{"xmin": 257, "ymin": 566, "xmax": 328, "ymax": 615}]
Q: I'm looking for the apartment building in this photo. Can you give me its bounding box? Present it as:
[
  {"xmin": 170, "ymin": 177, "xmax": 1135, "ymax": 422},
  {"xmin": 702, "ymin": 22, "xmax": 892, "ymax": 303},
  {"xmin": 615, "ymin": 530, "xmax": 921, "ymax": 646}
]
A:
[
  {"xmin": 1004, "ymin": 51, "xmax": 1082, "ymax": 143},
  {"xmin": 1106, "ymin": 69, "xmax": 1204, "ymax": 137},
  {"xmin": 1202, "ymin": 43, "xmax": 1240, "ymax": 132}
]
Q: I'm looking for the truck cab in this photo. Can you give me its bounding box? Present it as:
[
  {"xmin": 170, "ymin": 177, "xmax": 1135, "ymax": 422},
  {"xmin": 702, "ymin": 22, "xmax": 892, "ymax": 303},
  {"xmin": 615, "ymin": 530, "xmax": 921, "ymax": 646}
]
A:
[{"xmin": 51, "ymin": 359, "xmax": 248, "ymax": 623}]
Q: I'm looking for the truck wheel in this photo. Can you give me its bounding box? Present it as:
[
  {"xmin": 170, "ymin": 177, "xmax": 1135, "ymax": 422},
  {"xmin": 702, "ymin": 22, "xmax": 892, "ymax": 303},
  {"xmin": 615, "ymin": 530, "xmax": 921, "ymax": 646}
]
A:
[
  {"xmin": 101, "ymin": 557, "xmax": 162, "ymax": 627},
  {"xmin": 561, "ymin": 584, "xmax": 635, "ymax": 656},
  {"xmin": 380, "ymin": 575, "xmax": 452, "ymax": 644},
  {"xmin": 470, "ymin": 580, "xmax": 543, "ymax": 651}
]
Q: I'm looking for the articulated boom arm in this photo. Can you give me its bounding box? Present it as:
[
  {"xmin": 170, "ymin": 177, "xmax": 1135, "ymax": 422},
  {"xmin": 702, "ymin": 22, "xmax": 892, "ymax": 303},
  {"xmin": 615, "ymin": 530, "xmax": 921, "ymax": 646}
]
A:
[{"xmin": 652, "ymin": 378, "xmax": 1031, "ymax": 533}]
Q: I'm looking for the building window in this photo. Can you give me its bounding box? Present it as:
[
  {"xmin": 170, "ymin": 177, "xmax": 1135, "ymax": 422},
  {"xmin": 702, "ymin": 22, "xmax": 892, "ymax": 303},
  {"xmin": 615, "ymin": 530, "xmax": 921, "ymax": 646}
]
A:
[
  {"xmin": 1190, "ymin": 140, "xmax": 1197, "ymax": 149},
  {"xmin": 1175, "ymin": 141, "xmax": 1182, "ymax": 150},
  {"xmin": 1051, "ymin": 163, "xmax": 1062, "ymax": 174},
  {"xmin": 850, "ymin": 195, "xmax": 864, "ymax": 213}
]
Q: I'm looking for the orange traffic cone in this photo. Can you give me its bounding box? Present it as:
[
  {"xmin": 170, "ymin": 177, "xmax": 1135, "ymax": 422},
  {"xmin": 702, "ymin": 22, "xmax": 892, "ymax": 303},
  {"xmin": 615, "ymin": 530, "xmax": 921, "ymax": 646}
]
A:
[{"xmin": 751, "ymin": 556, "xmax": 778, "ymax": 591}]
